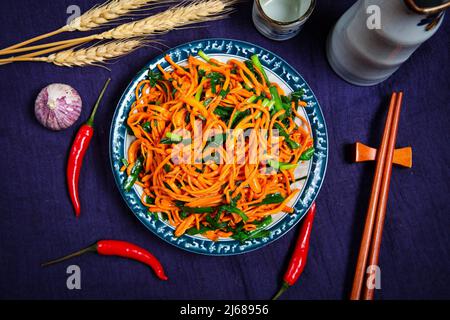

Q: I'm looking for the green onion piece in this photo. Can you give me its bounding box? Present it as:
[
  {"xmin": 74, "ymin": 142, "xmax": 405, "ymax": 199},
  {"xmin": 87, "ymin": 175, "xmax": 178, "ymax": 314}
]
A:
[
  {"xmin": 198, "ymin": 50, "xmax": 211, "ymax": 62},
  {"xmin": 247, "ymin": 95, "xmax": 257, "ymax": 104},
  {"xmin": 195, "ymin": 77, "xmax": 205, "ymax": 101},
  {"xmin": 268, "ymin": 159, "xmax": 298, "ymax": 171},
  {"xmin": 270, "ymin": 86, "xmax": 284, "ymax": 113},
  {"xmin": 125, "ymin": 123, "xmax": 134, "ymax": 136},
  {"xmin": 142, "ymin": 121, "xmax": 151, "ymax": 133},
  {"xmin": 213, "ymin": 106, "xmax": 233, "ymax": 119},
  {"xmin": 250, "ymin": 54, "xmax": 270, "ymax": 84},
  {"xmin": 248, "ymin": 229, "xmax": 271, "ymax": 240},
  {"xmin": 231, "ymin": 109, "xmax": 251, "ymax": 128},
  {"xmin": 230, "ymin": 193, "xmax": 242, "ymax": 207},
  {"xmin": 198, "ymin": 68, "xmax": 206, "ymax": 78},
  {"xmin": 254, "ymin": 215, "xmax": 273, "ymax": 228},
  {"xmin": 219, "ymin": 88, "xmax": 229, "ymax": 99},
  {"xmin": 220, "ymin": 204, "xmax": 248, "ymax": 222},
  {"xmin": 186, "ymin": 226, "xmax": 211, "ymax": 236},
  {"xmin": 121, "ymin": 158, "xmax": 129, "ymax": 167},
  {"xmin": 253, "ymin": 193, "xmax": 285, "ymax": 206},
  {"xmin": 204, "ymin": 133, "xmax": 226, "ymax": 149},
  {"xmin": 148, "ymin": 70, "xmax": 162, "ymax": 87},
  {"xmin": 145, "ymin": 196, "xmax": 155, "ymax": 205},
  {"xmin": 123, "ymin": 157, "xmax": 143, "ymax": 192},
  {"xmin": 166, "ymin": 132, "xmax": 182, "ymax": 142},
  {"xmin": 295, "ymin": 176, "xmax": 307, "ymax": 182},
  {"xmin": 300, "ymin": 147, "xmax": 315, "ymax": 161},
  {"xmin": 206, "ymin": 72, "xmax": 224, "ymax": 94},
  {"xmin": 274, "ymin": 123, "xmax": 300, "ymax": 149},
  {"xmin": 204, "ymin": 98, "xmax": 213, "ymax": 106},
  {"xmin": 181, "ymin": 207, "xmax": 215, "ymax": 214},
  {"xmin": 232, "ymin": 227, "xmax": 271, "ymax": 243},
  {"xmin": 205, "ymin": 214, "xmax": 228, "ymax": 229},
  {"xmin": 290, "ymin": 89, "xmax": 305, "ymax": 105}
]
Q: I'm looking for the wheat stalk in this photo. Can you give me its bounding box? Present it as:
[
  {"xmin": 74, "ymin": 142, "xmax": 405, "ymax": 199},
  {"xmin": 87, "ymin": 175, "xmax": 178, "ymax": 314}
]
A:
[
  {"xmin": 1, "ymin": 0, "xmax": 236, "ymax": 63},
  {"xmin": 0, "ymin": 0, "xmax": 161, "ymax": 54},
  {"xmin": 0, "ymin": 40, "xmax": 145, "ymax": 67},
  {"xmin": 42, "ymin": 40, "xmax": 145, "ymax": 67},
  {"xmin": 98, "ymin": 0, "xmax": 236, "ymax": 39}
]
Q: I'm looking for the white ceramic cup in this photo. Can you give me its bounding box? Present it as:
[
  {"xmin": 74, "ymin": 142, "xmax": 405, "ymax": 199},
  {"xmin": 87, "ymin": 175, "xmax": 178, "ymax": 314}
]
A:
[{"xmin": 252, "ymin": 0, "xmax": 316, "ymax": 41}]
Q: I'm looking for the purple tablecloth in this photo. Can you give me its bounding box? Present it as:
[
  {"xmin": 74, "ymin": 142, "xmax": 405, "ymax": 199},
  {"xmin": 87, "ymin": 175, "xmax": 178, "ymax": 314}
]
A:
[{"xmin": 0, "ymin": 0, "xmax": 449, "ymax": 300}]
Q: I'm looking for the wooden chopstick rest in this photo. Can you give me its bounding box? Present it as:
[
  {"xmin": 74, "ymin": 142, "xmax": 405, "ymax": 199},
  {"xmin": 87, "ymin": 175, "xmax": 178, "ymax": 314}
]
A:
[{"xmin": 354, "ymin": 142, "xmax": 412, "ymax": 168}]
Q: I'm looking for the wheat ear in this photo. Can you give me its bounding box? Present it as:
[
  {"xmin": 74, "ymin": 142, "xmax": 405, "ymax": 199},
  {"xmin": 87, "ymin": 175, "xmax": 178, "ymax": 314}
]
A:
[
  {"xmin": 99, "ymin": 0, "xmax": 236, "ymax": 39},
  {"xmin": 0, "ymin": 40, "xmax": 145, "ymax": 67},
  {"xmin": 0, "ymin": 0, "xmax": 160, "ymax": 54},
  {"xmin": 63, "ymin": 0, "xmax": 161, "ymax": 32},
  {"xmin": 3, "ymin": 0, "xmax": 236, "ymax": 54}
]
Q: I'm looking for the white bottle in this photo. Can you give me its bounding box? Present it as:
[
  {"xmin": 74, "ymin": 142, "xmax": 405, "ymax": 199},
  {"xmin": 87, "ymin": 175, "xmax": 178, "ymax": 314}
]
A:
[{"xmin": 327, "ymin": 0, "xmax": 447, "ymax": 86}]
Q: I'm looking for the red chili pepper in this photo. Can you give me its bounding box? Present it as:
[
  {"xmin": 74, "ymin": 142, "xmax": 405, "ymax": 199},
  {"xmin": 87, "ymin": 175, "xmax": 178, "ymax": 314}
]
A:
[
  {"xmin": 272, "ymin": 202, "xmax": 317, "ymax": 300},
  {"xmin": 67, "ymin": 78, "xmax": 111, "ymax": 217},
  {"xmin": 41, "ymin": 240, "xmax": 168, "ymax": 281}
]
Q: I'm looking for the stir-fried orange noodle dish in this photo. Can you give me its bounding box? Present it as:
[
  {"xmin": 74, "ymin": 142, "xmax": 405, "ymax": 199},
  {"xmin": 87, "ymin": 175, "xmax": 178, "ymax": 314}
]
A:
[{"xmin": 122, "ymin": 52, "xmax": 314, "ymax": 242}]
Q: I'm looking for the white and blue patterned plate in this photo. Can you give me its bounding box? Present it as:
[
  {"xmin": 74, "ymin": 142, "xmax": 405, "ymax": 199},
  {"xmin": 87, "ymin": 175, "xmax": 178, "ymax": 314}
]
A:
[{"xmin": 109, "ymin": 39, "xmax": 328, "ymax": 255}]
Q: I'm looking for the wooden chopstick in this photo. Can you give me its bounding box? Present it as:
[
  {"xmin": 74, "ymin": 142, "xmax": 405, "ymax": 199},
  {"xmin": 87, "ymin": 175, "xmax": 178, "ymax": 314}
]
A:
[
  {"xmin": 362, "ymin": 92, "xmax": 403, "ymax": 300},
  {"xmin": 350, "ymin": 92, "xmax": 399, "ymax": 300}
]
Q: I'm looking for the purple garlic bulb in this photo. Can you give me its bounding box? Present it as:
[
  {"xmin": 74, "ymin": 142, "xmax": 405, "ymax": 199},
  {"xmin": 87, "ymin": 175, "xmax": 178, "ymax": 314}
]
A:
[{"xmin": 35, "ymin": 83, "xmax": 82, "ymax": 130}]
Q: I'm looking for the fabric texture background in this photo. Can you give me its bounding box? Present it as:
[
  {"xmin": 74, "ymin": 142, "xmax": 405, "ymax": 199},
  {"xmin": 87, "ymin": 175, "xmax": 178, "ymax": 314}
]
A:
[{"xmin": 0, "ymin": 0, "xmax": 449, "ymax": 299}]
